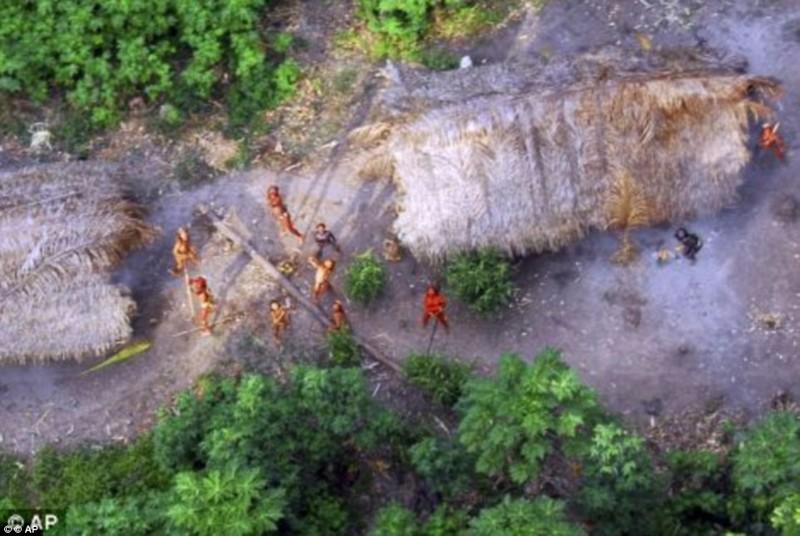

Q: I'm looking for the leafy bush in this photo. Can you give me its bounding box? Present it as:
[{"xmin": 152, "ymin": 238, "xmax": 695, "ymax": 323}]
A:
[
  {"xmin": 357, "ymin": 0, "xmax": 432, "ymax": 60},
  {"xmin": 168, "ymin": 466, "xmax": 285, "ymax": 535},
  {"xmin": 345, "ymin": 251, "xmax": 388, "ymax": 306},
  {"xmin": 468, "ymin": 496, "xmax": 585, "ymax": 536},
  {"xmin": 772, "ymin": 494, "xmax": 800, "ymax": 535},
  {"xmin": 326, "ymin": 328, "xmax": 362, "ymax": 367},
  {"xmin": 0, "ymin": 454, "xmax": 28, "ymax": 508},
  {"xmin": 732, "ymin": 412, "xmax": 800, "ymax": 520},
  {"xmin": 0, "ymin": 0, "xmax": 299, "ymax": 128},
  {"xmin": 445, "ymin": 248, "xmax": 514, "ymax": 315},
  {"xmin": 297, "ymin": 494, "xmax": 351, "ymax": 536},
  {"xmin": 424, "ymin": 506, "xmax": 469, "ymax": 535},
  {"xmin": 32, "ymin": 437, "xmax": 169, "ymax": 508},
  {"xmin": 355, "ymin": 1, "xmax": 498, "ymax": 62},
  {"xmin": 458, "ymin": 350, "xmax": 600, "ymax": 484},
  {"xmin": 64, "ymin": 493, "xmax": 166, "ymax": 535},
  {"xmin": 371, "ymin": 503, "xmax": 420, "ymax": 536},
  {"xmin": 431, "ymin": 4, "xmax": 502, "ymax": 39},
  {"xmin": 420, "ymin": 48, "xmax": 459, "ymax": 71},
  {"xmin": 409, "ymin": 437, "xmax": 475, "ymax": 499},
  {"xmin": 578, "ymin": 423, "xmax": 661, "ymax": 535},
  {"xmin": 403, "ymin": 353, "xmax": 471, "ymax": 406},
  {"xmin": 659, "ymin": 450, "xmax": 729, "ymax": 535}
]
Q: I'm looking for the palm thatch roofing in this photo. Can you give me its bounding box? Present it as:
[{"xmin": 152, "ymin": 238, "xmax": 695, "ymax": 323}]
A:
[
  {"xmin": 349, "ymin": 48, "xmax": 780, "ymax": 260},
  {"xmin": 0, "ymin": 163, "xmax": 157, "ymax": 363}
]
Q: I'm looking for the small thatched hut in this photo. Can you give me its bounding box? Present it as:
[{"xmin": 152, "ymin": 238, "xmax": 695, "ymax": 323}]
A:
[
  {"xmin": 350, "ymin": 48, "xmax": 780, "ymax": 260},
  {"xmin": 0, "ymin": 163, "xmax": 156, "ymax": 363}
]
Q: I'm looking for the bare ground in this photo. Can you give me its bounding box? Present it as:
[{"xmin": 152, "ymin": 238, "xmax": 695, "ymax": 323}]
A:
[{"xmin": 2, "ymin": 0, "xmax": 800, "ymax": 454}]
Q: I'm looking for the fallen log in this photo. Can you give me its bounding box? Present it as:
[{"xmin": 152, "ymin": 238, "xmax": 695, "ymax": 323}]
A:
[{"xmin": 205, "ymin": 208, "xmax": 402, "ymax": 373}]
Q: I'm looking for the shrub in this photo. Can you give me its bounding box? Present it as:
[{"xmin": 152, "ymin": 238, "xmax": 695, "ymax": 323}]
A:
[
  {"xmin": 64, "ymin": 493, "xmax": 166, "ymax": 535},
  {"xmin": 659, "ymin": 450, "xmax": 729, "ymax": 535},
  {"xmin": 732, "ymin": 412, "xmax": 800, "ymax": 520},
  {"xmin": 772, "ymin": 494, "xmax": 800, "ymax": 535},
  {"xmin": 167, "ymin": 466, "xmax": 285, "ymax": 535},
  {"xmin": 297, "ymin": 494, "xmax": 351, "ymax": 536},
  {"xmin": 345, "ymin": 251, "xmax": 388, "ymax": 306},
  {"xmin": 357, "ymin": 0, "xmax": 433, "ymax": 60},
  {"xmin": 326, "ymin": 328, "xmax": 361, "ymax": 367},
  {"xmin": 32, "ymin": 437, "xmax": 169, "ymax": 508},
  {"xmin": 458, "ymin": 350, "xmax": 600, "ymax": 484},
  {"xmin": 371, "ymin": 503, "xmax": 420, "ymax": 536},
  {"xmin": 431, "ymin": 4, "xmax": 502, "ymax": 39},
  {"xmin": 152, "ymin": 375, "xmax": 238, "ymax": 472},
  {"xmin": 355, "ymin": 1, "xmax": 497, "ymax": 62},
  {"xmin": 420, "ymin": 48, "xmax": 459, "ymax": 70},
  {"xmin": 445, "ymin": 248, "xmax": 514, "ymax": 315},
  {"xmin": 403, "ymin": 353, "xmax": 471, "ymax": 406},
  {"xmin": 468, "ymin": 496, "xmax": 585, "ymax": 536},
  {"xmin": 409, "ymin": 437, "xmax": 475, "ymax": 499},
  {"xmin": 423, "ymin": 506, "xmax": 469, "ymax": 535},
  {"xmin": 578, "ymin": 423, "xmax": 661, "ymax": 535},
  {"xmin": 0, "ymin": 454, "xmax": 28, "ymax": 509},
  {"xmin": 0, "ymin": 0, "xmax": 299, "ymax": 129}
]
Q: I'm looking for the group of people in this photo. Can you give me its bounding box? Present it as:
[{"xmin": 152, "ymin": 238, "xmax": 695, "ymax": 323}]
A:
[
  {"xmin": 170, "ymin": 184, "xmax": 452, "ymax": 342},
  {"xmin": 171, "ymin": 120, "xmax": 787, "ymax": 338}
]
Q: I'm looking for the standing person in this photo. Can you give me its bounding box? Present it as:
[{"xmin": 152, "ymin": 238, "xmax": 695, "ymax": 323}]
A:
[
  {"xmin": 170, "ymin": 227, "xmax": 199, "ymax": 275},
  {"xmin": 266, "ymin": 185, "xmax": 304, "ymax": 243},
  {"xmin": 308, "ymin": 256, "xmax": 336, "ymax": 304},
  {"xmin": 422, "ymin": 285, "xmax": 449, "ymax": 333},
  {"xmin": 759, "ymin": 122, "xmax": 786, "ymax": 161},
  {"xmin": 269, "ymin": 300, "xmax": 290, "ymax": 344},
  {"xmin": 189, "ymin": 276, "xmax": 215, "ymax": 335},
  {"xmin": 328, "ymin": 300, "xmax": 349, "ymax": 333},
  {"xmin": 313, "ymin": 223, "xmax": 341, "ymax": 259}
]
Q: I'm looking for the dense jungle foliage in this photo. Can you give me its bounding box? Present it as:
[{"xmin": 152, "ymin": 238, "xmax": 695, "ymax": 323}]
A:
[
  {"xmin": 1, "ymin": 349, "xmax": 798, "ymax": 535},
  {"xmin": 0, "ymin": 0, "xmax": 299, "ymax": 130}
]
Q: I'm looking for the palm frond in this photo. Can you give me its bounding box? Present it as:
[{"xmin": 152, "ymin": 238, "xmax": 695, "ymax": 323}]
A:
[{"xmin": 0, "ymin": 163, "xmax": 157, "ymax": 363}]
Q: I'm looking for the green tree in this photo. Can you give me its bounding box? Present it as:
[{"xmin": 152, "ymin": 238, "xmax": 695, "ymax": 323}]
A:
[
  {"xmin": 578, "ymin": 423, "xmax": 660, "ymax": 535},
  {"xmin": 0, "ymin": 0, "xmax": 299, "ymax": 129},
  {"xmin": 732, "ymin": 412, "xmax": 800, "ymax": 521},
  {"xmin": 468, "ymin": 497, "xmax": 585, "ymax": 536},
  {"xmin": 32, "ymin": 437, "xmax": 168, "ymax": 509},
  {"xmin": 64, "ymin": 493, "xmax": 166, "ymax": 536},
  {"xmin": 772, "ymin": 494, "xmax": 800, "ymax": 535},
  {"xmin": 168, "ymin": 465, "xmax": 284, "ymax": 535},
  {"xmin": 659, "ymin": 450, "xmax": 729, "ymax": 535},
  {"xmin": 458, "ymin": 350, "xmax": 599, "ymax": 484},
  {"xmin": 403, "ymin": 353, "xmax": 471, "ymax": 406},
  {"xmin": 423, "ymin": 506, "xmax": 469, "ymax": 536},
  {"xmin": 371, "ymin": 503, "xmax": 420, "ymax": 536},
  {"xmin": 445, "ymin": 248, "xmax": 514, "ymax": 315},
  {"xmin": 409, "ymin": 437, "xmax": 475, "ymax": 499}
]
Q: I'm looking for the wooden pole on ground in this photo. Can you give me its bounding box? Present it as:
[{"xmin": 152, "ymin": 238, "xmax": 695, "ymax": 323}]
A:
[{"xmin": 207, "ymin": 211, "xmax": 402, "ymax": 373}]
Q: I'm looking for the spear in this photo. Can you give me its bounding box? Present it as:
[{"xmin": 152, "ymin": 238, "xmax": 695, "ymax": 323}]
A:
[
  {"xmin": 184, "ymin": 268, "xmax": 195, "ymax": 321},
  {"xmin": 425, "ymin": 321, "xmax": 439, "ymax": 355}
]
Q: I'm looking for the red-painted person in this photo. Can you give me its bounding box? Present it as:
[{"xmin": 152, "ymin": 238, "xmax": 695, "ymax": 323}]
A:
[{"xmin": 422, "ymin": 285, "xmax": 449, "ymax": 332}]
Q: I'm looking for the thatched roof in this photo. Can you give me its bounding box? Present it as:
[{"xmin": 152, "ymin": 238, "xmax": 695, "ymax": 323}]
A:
[
  {"xmin": 350, "ymin": 48, "xmax": 780, "ymax": 260},
  {"xmin": 0, "ymin": 163, "xmax": 156, "ymax": 363}
]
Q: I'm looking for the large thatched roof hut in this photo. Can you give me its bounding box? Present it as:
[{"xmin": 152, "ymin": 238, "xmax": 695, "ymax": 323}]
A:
[
  {"xmin": 350, "ymin": 48, "xmax": 779, "ymax": 260},
  {"xmin": 0, "ymin": 163, "xmax": 156, "ymax": 363}
]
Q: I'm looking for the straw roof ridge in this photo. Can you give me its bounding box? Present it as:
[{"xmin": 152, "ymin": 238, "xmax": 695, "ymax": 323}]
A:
[{"xmin": 353, "ymin": 47, "xmax": 780, "ymax": 261}]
